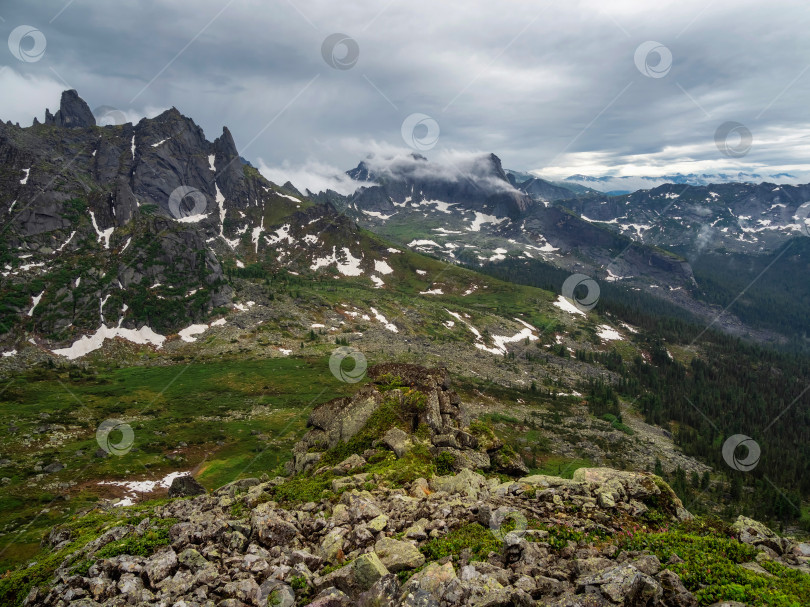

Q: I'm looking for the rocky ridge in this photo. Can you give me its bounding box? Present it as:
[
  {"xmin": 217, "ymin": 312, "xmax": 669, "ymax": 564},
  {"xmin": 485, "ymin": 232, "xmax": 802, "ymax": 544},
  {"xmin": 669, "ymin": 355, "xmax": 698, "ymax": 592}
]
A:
[{"xmin": 288, "ymin": 363, "xmax": 525, "ymax": 477}]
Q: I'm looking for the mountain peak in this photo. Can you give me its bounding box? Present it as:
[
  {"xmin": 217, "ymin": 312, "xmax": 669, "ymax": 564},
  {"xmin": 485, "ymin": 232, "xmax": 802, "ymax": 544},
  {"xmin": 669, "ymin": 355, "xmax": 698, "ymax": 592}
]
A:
[{"xmin": 43, "ymin": 90, "xmax": 96, "ymax": 128}]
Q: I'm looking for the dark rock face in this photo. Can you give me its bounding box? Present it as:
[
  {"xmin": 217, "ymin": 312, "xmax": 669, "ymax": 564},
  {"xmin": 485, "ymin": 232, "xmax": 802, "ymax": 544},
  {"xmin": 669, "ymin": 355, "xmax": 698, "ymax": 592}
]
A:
[
  {"xmin": 0, "ymin": 89, "xmax": 342, "ymax": 344},
  {"xmin": 167, "ymin": 475, "xmax": 206, "ymax": 498},
  {"xmin": 346, "ymin": 153, "xmax": 534, "ymax": 219},
  {"xmin": 517, "ymin": 176, "xmax": 578, "ymax": 203},
  {"xmin": 44, "ymin": 90, "xmax": 96, "ymax": 128}
]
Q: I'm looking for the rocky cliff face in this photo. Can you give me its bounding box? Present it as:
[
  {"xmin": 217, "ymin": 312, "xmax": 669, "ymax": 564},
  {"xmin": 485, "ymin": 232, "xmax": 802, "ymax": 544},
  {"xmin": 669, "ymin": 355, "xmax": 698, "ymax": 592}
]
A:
[{"xmin": 0, "ymin": 90, "xmax": 366, "ymax": 349}]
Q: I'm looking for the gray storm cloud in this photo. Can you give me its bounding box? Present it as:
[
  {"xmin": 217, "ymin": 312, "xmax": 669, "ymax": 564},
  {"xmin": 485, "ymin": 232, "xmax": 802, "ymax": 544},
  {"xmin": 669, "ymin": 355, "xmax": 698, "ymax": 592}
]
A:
[{"xmin": 2, "ymin": 0, "xmax": 810, "ymax": 183}]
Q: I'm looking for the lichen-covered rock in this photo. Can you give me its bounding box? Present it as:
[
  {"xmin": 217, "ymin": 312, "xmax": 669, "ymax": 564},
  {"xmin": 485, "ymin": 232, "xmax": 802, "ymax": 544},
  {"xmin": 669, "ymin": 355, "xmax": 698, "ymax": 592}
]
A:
[
  {"xmin": 374, "ymin": 537, "xmax": 425, "ymax": 572},
  {"xmin": 400, "ymin": 561, "xmax": 458, "ymax": 603},
  {"xmin": 382, "ymin": 427, "xmax": 413, "ymax": 458},
  {"xmin": 334, "ymin": 453, "xmax": 366, "ymax": 474},
  {"xmin": 429, "ymin": 468, "xmax": 487, "ymax": 498},
  {"xmin": 222, "ymin": 577, "xmax": 261, "ymax": 605},
  {"xmin": 320, "ymin": 527, "xmax": 348, "ymax": 562},
  {"xmin": 251, "ymin": 504, "xmax": 299, "ymax": 547},
  {"xmin": 308, "ymin": 586, "xmax": 352, "ymax": 606},
  {"xmin": 351, "ymin": 552, "xmax": 389, "ymax": 591},
  {"xmin": 142, "ymin": 548, "xmax": 178, "ymax": 588},
  {"xmin": 357, "ymin": 573, "xmax": 400, "ymax": 607}
]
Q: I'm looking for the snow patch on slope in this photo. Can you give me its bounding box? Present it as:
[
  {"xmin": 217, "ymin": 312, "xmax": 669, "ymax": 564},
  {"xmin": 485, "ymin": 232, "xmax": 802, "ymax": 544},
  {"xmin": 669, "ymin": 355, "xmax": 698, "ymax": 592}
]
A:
[
  {"xmin": 89, "ymin": 211, "xmax": 114, "ymax": 249},
  {"xmin": 553, "ymin": 295, "xmax": 586, "ymax": 316},
  {"xmin": 53, "ymin": 325, "xmax": 166, "ymax": 360}
]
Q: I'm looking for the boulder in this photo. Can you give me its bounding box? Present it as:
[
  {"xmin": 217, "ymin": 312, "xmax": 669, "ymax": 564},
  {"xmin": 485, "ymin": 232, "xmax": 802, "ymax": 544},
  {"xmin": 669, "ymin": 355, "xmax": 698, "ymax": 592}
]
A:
[
  {"xmin": 429, "ymin": 468, "xmax": 487, "ymax": 498},
  {"xmin": 374, "ymin": 537, "xmax": 426, "ymax": 572},
  {"xmin": 732, "ymin": 515, "xmax": 777, "ymax": 545},
  {"xmin": 260, "ymin": 581, "xmax": 296, "ymax": 607},
  {"xmin": 576, "ymin": 563, "xmax": 662, "ymax": 605},
  {"xmin": 367, "ymin": 514, "xmax": 389, "ymax": 532},
  {"xmin": 222, "ymin": 577, "xmax": 261, "ymax": 605},
  {"xmin": 352, "ymin": 552, "xmax": 389, "ymax": 591},
  {"xmin": 251, "ymin": 505, "xmax": 299, "ymax": 547},
  {"xmin": 400, "ymin": 562, "xmax": 457, "ymax": 603},
  {"xmin": 490, "ymin": 449, "xmax": 529, "ymax": 476},
  {"xmin": 167, "ymin": 475, "xmax": 206, "ymax": 498},
  {"xmin": 334, "ymin": 453, "xmax": 366, "ymax": 474},
  {"xmin": 382, "ymin": 427, "xmax": 413, "ymax": 458},
  {"xmin": 320, "ymin": 527, "xmax": 348, "ymax": 562},
  {"xmin": 177, "ymin": 548, "xmax": 208, "ymax": 570},
  {"xmin": 308, "ymin": 587, "xmax": 352, "ymax": 606},
  {"xmin": 308, "ymin": 388, "xmax": 383, "ymax": 449},
  {"xmin": 142, "ymin": 548, "xmax": 178, "ymax": 588},
  {"xmin": 358, "ymin": 573, "xmax": 400, "ymax": 607},
  {"xmin": 399, "ymin": 590, "xmax": 440, "ymax": 606},
  {"xmin": 656, "ymin": 569, "xmax": 698, "ymax": 607},
  {"xmin": 340, "ymin": 491, "xmax": 383, "ymax": 521}
]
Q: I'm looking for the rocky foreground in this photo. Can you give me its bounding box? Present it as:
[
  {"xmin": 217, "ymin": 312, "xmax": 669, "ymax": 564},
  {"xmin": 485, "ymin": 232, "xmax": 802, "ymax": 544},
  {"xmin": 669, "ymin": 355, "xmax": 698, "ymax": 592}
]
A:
[
  {"xmin": 21, "ymin": 466, "xmax": 809, "ymax": 607},
  {"xmin": 13, "ymin": 365, "xmax": 810, "ymax": 606}
]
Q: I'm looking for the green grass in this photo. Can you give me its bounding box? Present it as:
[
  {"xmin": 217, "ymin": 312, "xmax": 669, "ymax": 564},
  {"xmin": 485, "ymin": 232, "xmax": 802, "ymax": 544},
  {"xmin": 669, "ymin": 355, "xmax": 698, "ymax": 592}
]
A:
[
  {"xmin": 529, "ymin": 456, "xmax": 593, "ymax": 479},
  {"xmin": 0, "ymin": 356, "xmax": 361, "ymax": 573}
]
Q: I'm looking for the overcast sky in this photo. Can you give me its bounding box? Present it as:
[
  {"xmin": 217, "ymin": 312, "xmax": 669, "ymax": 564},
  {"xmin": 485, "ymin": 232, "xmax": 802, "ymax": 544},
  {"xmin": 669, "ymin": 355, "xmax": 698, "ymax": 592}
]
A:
[{"xmin": 2, "ymin": 0, "xmax": 810, "ymax": 192}]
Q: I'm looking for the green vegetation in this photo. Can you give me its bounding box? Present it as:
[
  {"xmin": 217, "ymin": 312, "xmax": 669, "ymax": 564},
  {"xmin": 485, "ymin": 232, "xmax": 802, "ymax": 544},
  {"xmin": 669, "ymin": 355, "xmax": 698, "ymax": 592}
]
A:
[
  {"xmin": 602, "ymin": 413, "xmax": 634, "ymax": 435},
  {"xmin": 0, "ymin": 356, "xmax": 360, "ymax": 572},
  {"xmin": 529, "ymin": 456, "xmax": 594, "ymax": 479},
  {"xmin": 620, "ymin": 523, "xmax": 810, "ymax": 606},
  {"xmin": 435, "ymin": 451, "xmax": 456, "ymax": 475},
  {"xmin": 526, "ymin": 518, "xmax": 610, "ymax": 551},
  {"xmin": 420, "ymin": 523, "xmax": 502, "ymax": 563},
  {"xmin": 91, "ymin": 517, "xmax": 177, "ymax": 561}
]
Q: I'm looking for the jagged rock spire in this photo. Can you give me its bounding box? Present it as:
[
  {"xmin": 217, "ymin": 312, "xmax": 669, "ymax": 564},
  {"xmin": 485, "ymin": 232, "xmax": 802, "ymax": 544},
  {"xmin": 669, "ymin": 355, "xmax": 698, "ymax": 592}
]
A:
[{"xmin": 44, "ymin": 90, "xmax": 96, "ymax": 128}]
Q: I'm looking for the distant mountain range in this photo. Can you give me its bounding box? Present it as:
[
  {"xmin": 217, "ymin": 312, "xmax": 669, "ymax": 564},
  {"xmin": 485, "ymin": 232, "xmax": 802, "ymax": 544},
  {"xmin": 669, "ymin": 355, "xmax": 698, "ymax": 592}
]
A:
[
  {"xmin": 323, "ymin": 152, "xmax": 810, "ymax": 344},
  {"xmin": 552, "ymin": 172, "xmax": 803, "ymax": 195}
]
